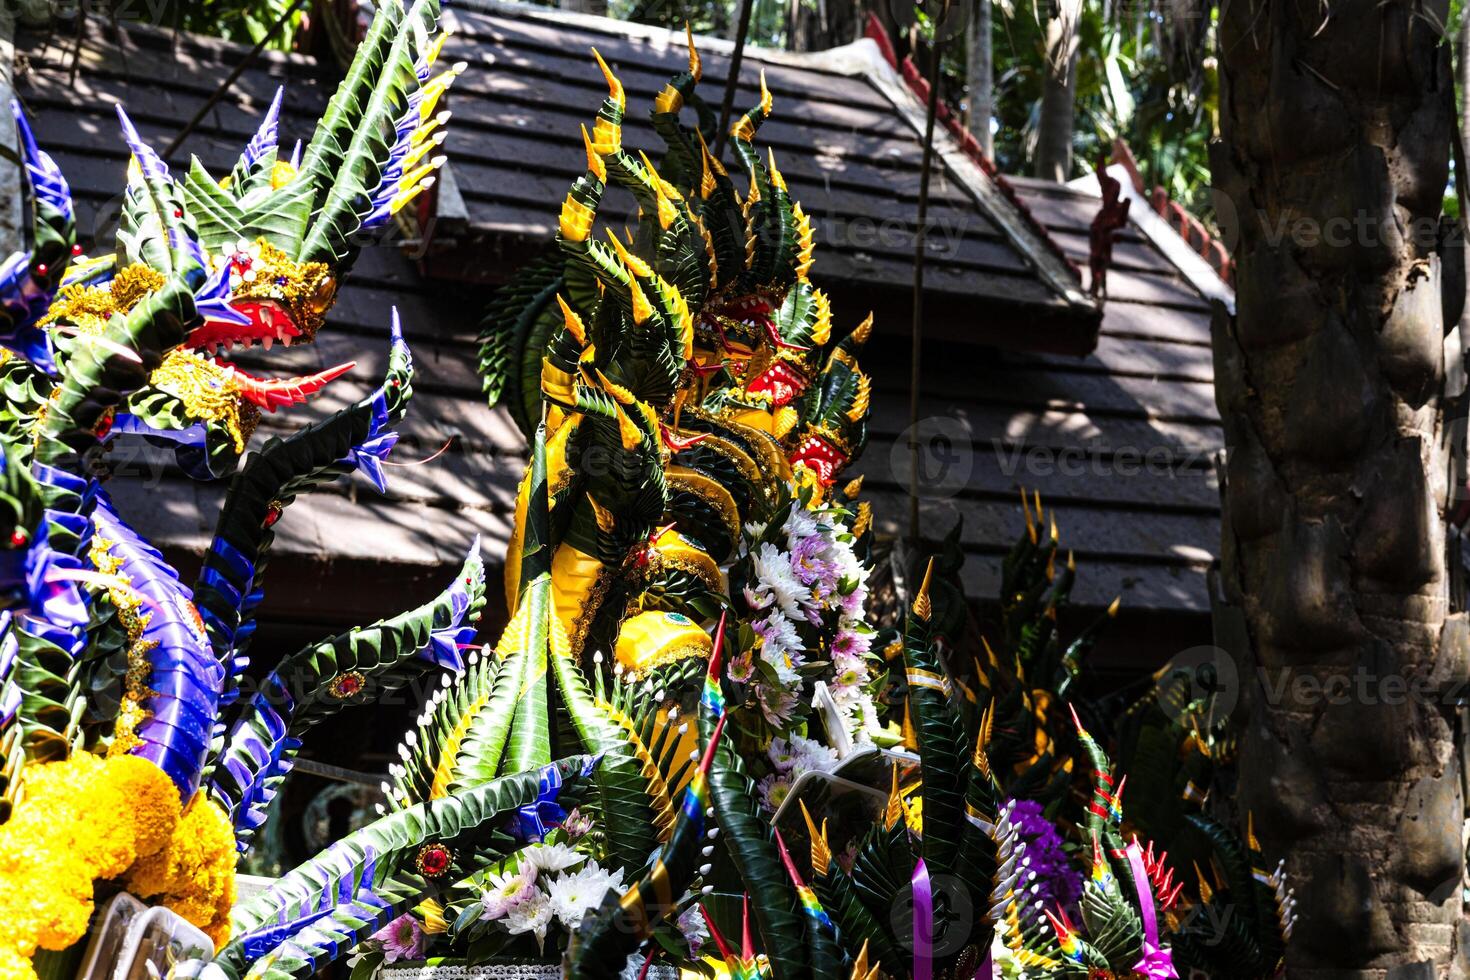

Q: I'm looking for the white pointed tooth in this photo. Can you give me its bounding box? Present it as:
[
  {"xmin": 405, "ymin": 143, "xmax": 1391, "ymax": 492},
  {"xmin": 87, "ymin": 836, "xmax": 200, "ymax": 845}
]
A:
[
  {"xmin": 698, "ymin": 864, "xmax": 712, "ymax": 876},
  {"xmin": 262, "ymin": 336, "xmax": 274, "ymax": 350},
  {"xmin": 281, "ymin": 335, "xmax": 293, "ymax": 347},
  {"xmin": 701, "ymin": 845, "xmax": 714, "ymax": 857},
  {"xmin": 701, "ymin": 885, "xmax": 714, "ymax": 894}
]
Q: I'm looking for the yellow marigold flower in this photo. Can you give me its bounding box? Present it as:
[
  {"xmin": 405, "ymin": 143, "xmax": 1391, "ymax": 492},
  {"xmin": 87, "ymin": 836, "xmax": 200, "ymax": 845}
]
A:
[
  {"xmin": 126, "ymin": 795, "xmax": 236, "ymax": 949},
  {"xmin": 0, "ymin": 945, "xmax": 38, "ymax": 980}
]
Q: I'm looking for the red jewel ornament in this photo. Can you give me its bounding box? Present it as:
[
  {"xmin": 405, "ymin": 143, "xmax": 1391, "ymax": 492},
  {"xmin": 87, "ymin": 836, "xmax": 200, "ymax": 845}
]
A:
[
  {"xmin": 173, "ymin": 209, "xmax": 182, "ymax": 218},
  {"xmin": 8, "ymin": 530, "xmax": 26, "ymax": 548},
  {"xmin": 262, "ymin": 504, "xmax": 283, "ymax": 528},
  {"xmin": 34, "ymin": 263, "xmax": 47, "ymax": 277},
  {"xmin": 414, "ymin": 843, "xmax": 454, "ymax": 878},
  {"xmin": 71, "ymin": 244, "xmax": 83, "ymax": 255},
  {"xmin": 326, "ymin": 670, "xmax": 366, "ymax": 699},
  {"xmin": 94, "ymin": 413, "xmax": 114, "ymax": 439}
]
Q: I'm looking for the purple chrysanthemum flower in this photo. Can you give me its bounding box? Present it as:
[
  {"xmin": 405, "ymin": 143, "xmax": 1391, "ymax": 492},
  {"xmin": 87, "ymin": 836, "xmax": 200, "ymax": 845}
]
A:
[{"xmin": 373, "ymin": 912, "xmax": 428, "ymax": 963}]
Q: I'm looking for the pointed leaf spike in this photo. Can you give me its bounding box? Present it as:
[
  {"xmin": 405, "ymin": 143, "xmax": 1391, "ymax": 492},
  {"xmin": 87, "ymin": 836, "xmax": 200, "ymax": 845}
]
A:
[
  {"xmin": 912, "ymin": 557, "xmax": 935, "ymax": 620},
  {"xmin": 740, "ymin": 893, "xmax": 755, "ymax": 962},
  {"xmin": 580, "ymin": 124, "xmax": 608, "ymax": 183},
  {"xmin": 591, "ymin": 47, "xmax": 626, "ymax": 111}
]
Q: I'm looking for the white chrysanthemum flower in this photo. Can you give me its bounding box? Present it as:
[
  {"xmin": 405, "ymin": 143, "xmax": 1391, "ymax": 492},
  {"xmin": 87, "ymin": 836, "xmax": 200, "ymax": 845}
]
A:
[
  {"xmin": 788, "ymin": 733, "xmax": 839, "ymax": 772},
  {"xmin": 783, "ymin": 507, "xmax": 820, "ymax": 541},
  {"xmin": 752, "ymin": 542, "xmax": 804, "ymax": 618},
  {"xmin": 522, "ymin": 842, "xmax": 587, "ymax": 873},
  {"xmin": 547, "ymin": 861, "xmax": 627, "ymax": 928},
  {"xmin": 503, "ymin": 889, "xmax": 554, "ymax": 952}
]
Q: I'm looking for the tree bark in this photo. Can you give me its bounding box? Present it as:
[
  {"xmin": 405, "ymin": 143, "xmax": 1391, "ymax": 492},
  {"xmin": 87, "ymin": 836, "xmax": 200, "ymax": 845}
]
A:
[
  {"xmin": 1213, "ymin": 1, "xmax": 1465, "ymax": 976},
  {"xmin": 965, "ymin": 0, "xmax": 993, "ymax": 158},
  {"xmin": 1033, "ymin": 0, "xmax": 1080, "ymax": 181}
]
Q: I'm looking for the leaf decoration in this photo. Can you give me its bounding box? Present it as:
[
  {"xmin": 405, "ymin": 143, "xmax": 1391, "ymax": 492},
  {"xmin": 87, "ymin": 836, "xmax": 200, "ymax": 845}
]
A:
[
  {"xmin": 902, "ymin": 561, "xmax": 968, "ymax": 883},
  {"xmin": 476, "ymin": 256, "xmax": 565, "ymax": 438},
  {"xmin": 296, "ymin": 0, "xmax": 441, "ymax": 265},
  {"xmin": 213, "ymin": 755, "xmax": 598, "ymax": 980},
  {"xmin": 206, "ymin": 542, "xmax": 485, "ymax": 848},
  {"xmin": 90, "ymin": 491, "xmax": 225, "ymax": 799},
  {"xmin": 563, "ymin": 710, "xmax": 724, "ymax": 980},
  {"xmin": 193, "ymin": 319, "xmax": 412, "ymax": 704}
]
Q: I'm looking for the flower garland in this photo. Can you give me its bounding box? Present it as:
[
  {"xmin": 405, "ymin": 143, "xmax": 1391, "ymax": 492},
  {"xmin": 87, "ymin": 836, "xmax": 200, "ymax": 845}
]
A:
[
  {"xmin": 0, "ymin": 752, "xmax": 236, "ymax": 980},
  {"xmin": 732, "ymin": 494, "xmax": 879, "ymax": 741}
]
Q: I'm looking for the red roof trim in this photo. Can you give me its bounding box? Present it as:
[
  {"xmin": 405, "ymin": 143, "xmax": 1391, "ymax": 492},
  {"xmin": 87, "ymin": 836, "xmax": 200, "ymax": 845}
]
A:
[
  {"xmin": 1111, "ymin": 139, "xmax": 1233, "ymax": 286},
  {"xmin": 863, "ymin": 12, "xmax": 898, "ymax": 69}
]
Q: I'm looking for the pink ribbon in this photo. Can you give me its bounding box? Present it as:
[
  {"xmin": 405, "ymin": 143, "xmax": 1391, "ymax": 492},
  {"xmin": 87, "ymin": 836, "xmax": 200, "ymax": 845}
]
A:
[
  {"xmin": 911, "ymin": 858, "xmax": 933, "ymax": 980},
  {"xmin": 1125, "ymin": 841, "xmax": 1179, "ymax": 980}
]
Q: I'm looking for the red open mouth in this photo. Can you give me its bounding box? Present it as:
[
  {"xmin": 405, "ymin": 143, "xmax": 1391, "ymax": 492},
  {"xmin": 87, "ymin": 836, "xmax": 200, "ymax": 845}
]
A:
[{"xmin": 184, "ymin": 302, "xmax": 354, "ymax": 412}]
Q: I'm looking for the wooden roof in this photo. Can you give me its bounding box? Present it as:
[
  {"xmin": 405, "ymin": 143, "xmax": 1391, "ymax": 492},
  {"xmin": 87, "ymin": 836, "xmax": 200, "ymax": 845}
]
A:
[{"xmin": 12, "ymin": 6, "xmax": 1225, "ymax": 643}]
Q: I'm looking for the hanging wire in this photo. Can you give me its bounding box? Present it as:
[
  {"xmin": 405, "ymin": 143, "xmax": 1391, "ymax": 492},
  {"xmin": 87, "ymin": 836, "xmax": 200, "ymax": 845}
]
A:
[{"xmin": 909, "ymin": 0, "xmax": 952, "ymax": 544}]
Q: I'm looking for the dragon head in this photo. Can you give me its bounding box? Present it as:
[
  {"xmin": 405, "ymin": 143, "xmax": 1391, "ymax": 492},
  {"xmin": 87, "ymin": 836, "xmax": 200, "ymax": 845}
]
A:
[{"xmin": 25, "ymin": 0, "xmax": 460, "ymax": 479}]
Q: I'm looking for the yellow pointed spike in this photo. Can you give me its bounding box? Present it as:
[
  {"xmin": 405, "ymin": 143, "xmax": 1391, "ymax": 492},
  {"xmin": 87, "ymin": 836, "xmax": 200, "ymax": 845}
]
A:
[
  {"xmin": 884, "ymin": 764, "xmax": 904, "ymax": 830},
  {"xmin": 1050, "ymin": 514, "xmax": 1059, "ymax": 542},
  {"xmin": 799, "ymin": 801, "xmax": 832, "ymax": 875},
  {"xmin": 759, "ymin": 69, "xmax": 772, "ymax": 114},
  {"xmin": 697, "ymin": 129, "xmax": 727, "ymax": 175},
  {"xmin": 591, "ymin": 48, "xmax": 626, "ymax": 111},
  {"xmin": 627, "ymin": 277, "xmax": 654, "ymax": 324},
  {"xmin": 555, "ymin": 295, "xmax": 587, "ymax": 348},
  {"xmin": 1246, "ymin": 812, "xmax": 1260, "ymax": 852},
  {"xmin": 1067, "ymin": 549, "xmax": 1076, "ymax": 572},
  {"xmin": 1108, "ymin": 596, "xmax": 1122, "ymax": 617},
  {"xmin": 594, "ymin": 369, "xmax": 637, "ymax": 406},
  {"xmin": 766, "ymin": 147, "xmax": 788, "ymax": 192},
  {"xmin": 844, "ymin": 475, "xmax": 864, "ymax": 498},
  {"xmin": 1194, "ymin": 861, "xmax": 1214, "ymax": 905},
  {"xmin": 685, "ymin": 23, "xmax": 702, "ymax": 80},
  {"xmin": 1021, "ymin": 487, "xmax": 1034, "ymax": 537},
  {"xmin": 849, "ymin": 312, "xmax": 873, "ymax": 346},
  {"xmin": 1033, "ymin": 490, "xmax": 1043, "ymax": 527},
  {"xmin": 901, "ymin": 698, "xmax": 919, "ymax": 751},
  {"xmin": 612, "ymin": 400, "xmax": 642, "ymax": 451},
  {"xmin": 606, "ymin": 232, "xmax": 653, "ymax": 278},
  {"xmin": 580, "ymin": 124, "xmax": 607, "ymax": 183},
  {"xmin": 912, "ymin": 557, "xmax": 935, "ymax": 620},
  {"xmin": 849, "ymin": 940, "xmax": 873, "ymax": 980}
]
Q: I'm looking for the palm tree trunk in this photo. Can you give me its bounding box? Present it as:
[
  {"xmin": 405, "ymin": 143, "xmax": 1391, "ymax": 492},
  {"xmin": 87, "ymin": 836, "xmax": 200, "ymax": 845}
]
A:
[
  {"xmin": 966, "ymin": 0, "xmax": 993, "ymax": 158},
  {"xmin": 1213, "ymin": 1, "xmax": 1466, "ymax": 975},
  {"xmin": 1033, "ymin": 0, "xmax": 1080, "ymax": 181}
]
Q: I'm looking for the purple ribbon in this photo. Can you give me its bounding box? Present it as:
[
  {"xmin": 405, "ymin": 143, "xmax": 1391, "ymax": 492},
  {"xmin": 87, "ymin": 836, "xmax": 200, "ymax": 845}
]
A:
[
  {"xmin": 911, "ymin": 859, "xmax": 933, "ymax": 980},
  {"xmin": 1126, "ymin": 841, "xmax": 1178, "ymax": 980},
  {"xmin": 975, "ymin": 952, "xmax": 992, "ymax": 980}
]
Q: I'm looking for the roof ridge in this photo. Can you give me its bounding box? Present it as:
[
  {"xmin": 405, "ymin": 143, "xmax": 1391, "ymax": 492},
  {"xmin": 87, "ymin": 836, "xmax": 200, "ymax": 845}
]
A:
[{"xmin": 895, "ymin": 49, "xmax": 1083, "ymax": 288}]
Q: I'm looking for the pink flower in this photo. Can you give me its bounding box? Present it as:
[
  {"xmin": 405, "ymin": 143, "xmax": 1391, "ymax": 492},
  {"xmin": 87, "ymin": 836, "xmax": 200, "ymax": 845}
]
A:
[
  {"xmin": 373, "ymin": 913, "xmax": 428, "ymax": 963},
  {"xmin": 562, "ymin": 808, "xmax": 593, "ymax": 839},
  {"xmin": 729, "ymin": 650, "xmax": 756, "ymax": 683}
]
